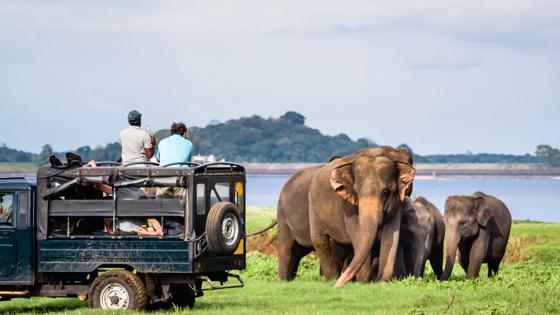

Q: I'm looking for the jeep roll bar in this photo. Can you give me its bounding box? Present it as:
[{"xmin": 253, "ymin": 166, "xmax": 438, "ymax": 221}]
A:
[
  {"xmin": 162, "ymin": 162, "xmax": 200, "ymax": 167},
  {"xmin": 194, "ymin": 162, "xmax": 245, "ymax": 174},
  {"xmin": 121, "ymin": 161, "xmax": 160, "ymax": 167}
]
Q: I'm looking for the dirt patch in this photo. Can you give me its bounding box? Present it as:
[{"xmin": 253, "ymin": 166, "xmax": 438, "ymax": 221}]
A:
[
  {"xmin": 503, "ymin": 235, "xmax": 545, "ymax": 263},
  {"xmin": 246, "ymin": 231, "xmax": 278, "ymax": 256}
]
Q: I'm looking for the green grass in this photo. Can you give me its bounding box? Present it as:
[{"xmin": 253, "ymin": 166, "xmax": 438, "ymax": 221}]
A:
[
  {"xmin": 1, "ymin": 207, "xmax": 559, "ymax": 314},
  {"xmin": 0, "ymin": 162, "xmax": 37, "ymax": 169},
  {"xmin": 245, "ymin": 206, "xmax": 276, "ymax": 235}
]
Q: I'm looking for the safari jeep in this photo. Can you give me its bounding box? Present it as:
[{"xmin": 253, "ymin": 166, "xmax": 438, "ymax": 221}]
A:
[{"xmin": 0, "ymin": 160, "xmax": 246, "ymax": 310}]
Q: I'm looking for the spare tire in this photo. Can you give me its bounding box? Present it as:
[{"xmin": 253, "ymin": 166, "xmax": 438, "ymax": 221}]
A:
[{"xmin": 206, "ymin": 202, "xmax": 242, "ymax": 255}]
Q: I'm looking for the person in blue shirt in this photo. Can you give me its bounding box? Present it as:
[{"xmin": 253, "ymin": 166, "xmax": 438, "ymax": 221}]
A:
[
  {"xmin": 155, "ymin": 122, "xmax": 193, "ymax": 201},
  {"xmin": 156, "ymin": 122, "xmax": 193, "ymax": 166}
]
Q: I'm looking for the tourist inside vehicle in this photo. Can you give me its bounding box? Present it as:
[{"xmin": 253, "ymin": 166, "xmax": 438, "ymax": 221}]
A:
[
  {"xmin": 85, "ymin": 160, "xmax": 182, "ymax": 237},
  {"xmin": 155, "ymin": 122, "xmax": 192, "ymax": 199}
]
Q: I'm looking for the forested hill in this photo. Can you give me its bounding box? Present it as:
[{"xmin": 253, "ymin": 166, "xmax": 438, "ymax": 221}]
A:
[
  {"xmin": 0, "ymin": 111, "xmax": 552, "ymax": 164},
  {"xmin": 181, "ymin": 111, "xmax": 374, "ymax": 162}
]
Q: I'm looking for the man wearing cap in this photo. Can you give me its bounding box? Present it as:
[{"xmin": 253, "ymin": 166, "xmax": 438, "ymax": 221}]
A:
[{"xmin": 119, "ymin": 110, "xmax": 157, "ymax": 163}]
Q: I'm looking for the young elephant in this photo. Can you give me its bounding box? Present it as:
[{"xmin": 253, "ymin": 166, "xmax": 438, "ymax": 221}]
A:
[
  {"xmin": 396, "ymin": 197, "xmax": 444, "ymax": 278},
  {"xmin": 440, "ymin": 192, "xmax": 512, "ymax": 280}
]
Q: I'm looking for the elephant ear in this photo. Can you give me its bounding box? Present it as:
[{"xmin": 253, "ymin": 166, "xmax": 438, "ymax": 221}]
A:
[
  {"xmin": 474, "ymin": 197, "xmax": 491, "ymax": 227},
  {"xmin": 329, "ymin": 156, "xmax": 358, "ymax": 206},
  {"xmin": 396, "ymin": 162, "xmax": 416, "ymax": 202}
]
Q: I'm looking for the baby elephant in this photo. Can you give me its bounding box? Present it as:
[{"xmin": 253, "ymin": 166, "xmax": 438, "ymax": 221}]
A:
[
  {"xmin": 396, "ymin": 197, "xmax": 444, "ymax": 279},
  {"xmin": 440, "ymin": 192, "xmax": 512, "ymax": 280}
]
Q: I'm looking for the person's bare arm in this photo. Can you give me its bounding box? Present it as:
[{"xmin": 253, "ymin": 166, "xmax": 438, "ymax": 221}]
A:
[
  {"xmin": 87, "ymin": 160, "xmax": 113, "ymax": 194},
  {"xmin": 145, "ymin": 147, "xmax": 155, "ymax": 159},
  {"xmin": 104, "ymin": 218, "xmax": 115, "ymax": 235},
  {"xmin": 138, "ymin": 219, "xmax": 163, "ymax": 236}
]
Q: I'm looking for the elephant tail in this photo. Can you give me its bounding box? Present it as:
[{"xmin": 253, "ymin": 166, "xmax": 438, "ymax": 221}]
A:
[{"xmin": 246, "ymin": 220, "xmax": 278, "ymax": 237}]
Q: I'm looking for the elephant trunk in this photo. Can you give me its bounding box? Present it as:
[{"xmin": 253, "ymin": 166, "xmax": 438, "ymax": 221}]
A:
[
  {"xmin": 440, "ymin": 232, "xmax": 459, "ymax": 280},
  {"xmin": 335, "ymin": 197, "xmax": 380, "ymax": 287}
]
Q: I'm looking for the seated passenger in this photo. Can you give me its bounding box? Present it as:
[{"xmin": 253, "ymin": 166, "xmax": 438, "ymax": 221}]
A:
[
  {"xmin": 162, "ymin": 217, "xmax": 184, "ymax": 237},
  {"xmin": 155, "ymin": 122, "xmax": 192, "ymax": 199},
  {"xmin": 87, "ymin": 160, "xmax": 160, "ymax": 236},
  {"xmin": 104, "ymin": 217, "xmax": 163, "ymax": 236},
  {"xmin": 86, "ymin": 160, "xmax": 148, "ymax": 199}
]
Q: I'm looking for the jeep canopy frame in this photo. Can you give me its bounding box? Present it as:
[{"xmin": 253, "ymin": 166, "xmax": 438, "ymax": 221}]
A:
[{"xmin": 35, "ymin": 163, "xmax": 245, "ymax": 240}]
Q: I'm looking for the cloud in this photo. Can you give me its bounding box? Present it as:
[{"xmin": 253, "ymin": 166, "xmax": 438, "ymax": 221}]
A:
[{"xmin": 409, "ymin": 58, "xmax": 483, "ymax": 71}]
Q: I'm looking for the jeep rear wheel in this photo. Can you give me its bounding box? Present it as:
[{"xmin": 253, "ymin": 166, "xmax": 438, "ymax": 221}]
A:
[
  {"xmin": 88, "ymin": 270, "xmax": 147, "ymax": 310},
  {"xmin": 169, "ymin": 284, "xmax": 196, "ymax": 309},
  {"xmin": 206, "ymin": 202, "xmax": 242, "ymax": 255}
]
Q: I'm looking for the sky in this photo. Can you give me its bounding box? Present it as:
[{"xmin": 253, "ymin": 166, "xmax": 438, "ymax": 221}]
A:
[{"xmin": 0, "ymin": 0, "xmax": 559, "ymax": 155}]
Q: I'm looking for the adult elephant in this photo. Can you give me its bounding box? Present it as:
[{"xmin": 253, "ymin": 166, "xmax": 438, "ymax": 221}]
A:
[
  {"xmin": 308, "ymin": 153, "xmax": 416, "ymax": 287},
  {"xmin": 440, "ymin": 192, "xmax": 512, "ymax": 280},
  {"xmin": 396, "ymin": 196, "xmax": 444, "ymax": 278},
  {"xmin": 276, "ymin": 146, "xmax": 413, "ymax": 281}
]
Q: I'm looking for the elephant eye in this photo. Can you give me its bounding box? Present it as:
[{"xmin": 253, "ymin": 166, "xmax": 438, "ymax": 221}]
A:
[{"xmin": 382, "ymin": 188, "xmax": 390, "ymax": 199}]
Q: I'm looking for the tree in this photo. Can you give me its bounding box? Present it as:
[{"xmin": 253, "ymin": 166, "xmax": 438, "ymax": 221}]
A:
[
  {"xmin": 35, "ymin": 144, "xmax": 54, "ymax": 165},
  {"xmin": 104, "ymin": 142, "xmax": 121, "ymax": 161},
  {"xmin": 536, "ymin": 144, "xmax": 560, "ymax": 166},
  {"xmin": 280, "ymin": 111, "xmax": 305, "ymax": 125},
  {"xmin": 76, "ymin": 146, "xmax": 92, "ymax": 161},
  {"xmin": 91, "ymin": 146, "xmax": 106, "ymax": 161}
]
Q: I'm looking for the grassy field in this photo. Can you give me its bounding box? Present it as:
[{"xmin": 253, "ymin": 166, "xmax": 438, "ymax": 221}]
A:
[{"xmin": 1, "ymin": 207, "xmax": 559, "ymax": 314}]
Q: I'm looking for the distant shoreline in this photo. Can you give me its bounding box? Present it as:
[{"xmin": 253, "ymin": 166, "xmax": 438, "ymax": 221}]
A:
[
  {"xmin": 1, "ymin": 162, "xmax": 560, "ymax": 179},
  {"xmin": 244, "ymin": 163, "xmax": 560, "ymax": 179}
]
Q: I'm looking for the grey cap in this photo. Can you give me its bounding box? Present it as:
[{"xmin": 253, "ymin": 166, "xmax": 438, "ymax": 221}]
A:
[{"xmin": 128, "ymin": 110, "xmax": 142, "ymax": 123}]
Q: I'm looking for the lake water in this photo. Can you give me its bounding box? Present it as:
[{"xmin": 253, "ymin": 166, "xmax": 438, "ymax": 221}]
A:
[{"xmin": 247, "ymin": 176, "xmax": 560, "ymax": 223}]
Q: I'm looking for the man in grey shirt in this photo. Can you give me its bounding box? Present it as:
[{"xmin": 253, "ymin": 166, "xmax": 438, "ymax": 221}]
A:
[{"xmin": 120, "ymin": 110, "xmax": 157, "ymax": 163}]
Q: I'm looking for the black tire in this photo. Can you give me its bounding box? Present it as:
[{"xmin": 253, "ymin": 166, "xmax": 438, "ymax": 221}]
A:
[
  {"xmin": 169, "ymin": 284, "xmax": 196, "ymax": 309},
  {"xmin": 206, "ymin": 202, "xmax": 242, "ymax": 255},
  {"xmin": 88, "ymin": 270, "xmax": 148, "ymax": 310}
]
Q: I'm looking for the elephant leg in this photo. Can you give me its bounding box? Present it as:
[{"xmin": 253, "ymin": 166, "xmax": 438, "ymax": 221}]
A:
[
  {"xmin": 330, "ymin": 240, "xmax": 351, "ymax": 276},
  {"xmin": 458, "ymin": 242, "xmax": 471, "ymax": 274},
  {"xmin": 393, "ymin": 244, "xmax": 406, "ymax": 279},
  {"xmin": 277, "ymin": 228, "xmax": 296, "ymax": 281},
  {"xmin": 466, "ymin": 230, "xmax": 489, "ymax": 279},
  {"xmin": 487, "ymin": 260, "xmax": 500, "ymax": 277},
  {"xmin": 290, "ymin": 243, "xmax": 313, "ymax": 279},
  {"xmin": 370, "ymin": 256, "xmax": 380, "ymax": 280},
  {"xmin": 429, "ymin": 242, "xmax": 444, "ymax": 279},
  {"xmin": 377, "ymin": 207, "xmax": 402, "ymax": 281},
  {"xmin": 311, "ymin": 232, "xmax": 339, "ymax": 281},
  {"xmin": 277, "ymin": 223, "xmax": 310, "ymax": 281},
  {"xmin": 410, "ymin": 239, "xmax": 427, "ymax": 278},
  {"xmin": 355, "ymin": 253, "xmax": 372, "ymax": 282}
]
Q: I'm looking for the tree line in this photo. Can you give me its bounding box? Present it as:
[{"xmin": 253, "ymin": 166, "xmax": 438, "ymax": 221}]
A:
[{"xmin": 0, "ymin": 111, "xmax": 556, "ymax": 165}]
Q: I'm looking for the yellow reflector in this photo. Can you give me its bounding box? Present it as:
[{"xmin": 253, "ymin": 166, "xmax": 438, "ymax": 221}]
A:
[
  {"xmin": 234, "ymin": 239, "xmax": 245, "ymax": 255},
  {"xmin": 235, "ymin": 182, "xmax": 244, "ymax": 197}
]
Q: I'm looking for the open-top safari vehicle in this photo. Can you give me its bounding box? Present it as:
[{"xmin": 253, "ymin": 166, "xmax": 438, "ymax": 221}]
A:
[{"xmin": 0, "ymin": 158, "xmax": 246, "ymax": 310}]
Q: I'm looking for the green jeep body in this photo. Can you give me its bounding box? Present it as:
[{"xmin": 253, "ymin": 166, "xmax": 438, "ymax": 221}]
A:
[{"xmin": 0, "ymin": 162, "xmax": 246, "ymax": 309}]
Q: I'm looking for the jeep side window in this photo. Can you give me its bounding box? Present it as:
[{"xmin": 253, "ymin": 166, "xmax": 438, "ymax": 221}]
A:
[
  {"xmin": 0, "ymin": 193, "xmax": 14, "ymax": 226},
  {"xmin": 210, "ymin": 183, "xmax": 230, "ymax": 208},
  {"xmin": 196, "ymin": 183, "xmax": 206, "ymax": 215}
]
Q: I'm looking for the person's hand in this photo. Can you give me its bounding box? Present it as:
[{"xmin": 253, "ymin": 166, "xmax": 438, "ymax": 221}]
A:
[
  {"xmin": 137, "ymin": 227, "xmax": 148, "ymax": 235},
  {"xmin": 87, "ymin": 160, "xmax": 98, "ymax": 168}
]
